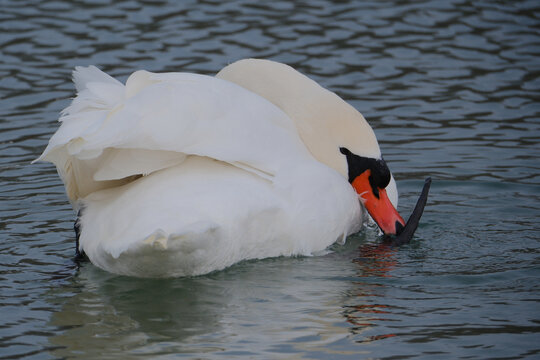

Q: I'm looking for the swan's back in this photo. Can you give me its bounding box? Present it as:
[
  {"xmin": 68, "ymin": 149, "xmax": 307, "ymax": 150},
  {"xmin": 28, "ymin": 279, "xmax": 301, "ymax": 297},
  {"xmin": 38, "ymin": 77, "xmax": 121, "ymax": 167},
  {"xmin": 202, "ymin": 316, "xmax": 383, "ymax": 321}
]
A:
[{"xmin": 37, "ymin": 67, "xmax": 311, "ymax": 206}]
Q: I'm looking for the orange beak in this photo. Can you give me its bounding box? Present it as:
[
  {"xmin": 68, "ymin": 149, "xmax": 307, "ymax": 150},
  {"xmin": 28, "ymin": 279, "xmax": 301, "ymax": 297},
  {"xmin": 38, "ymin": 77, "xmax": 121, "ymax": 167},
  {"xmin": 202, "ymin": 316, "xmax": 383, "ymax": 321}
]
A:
[{"xmin": 352, "ymin": 170, "xmax": 405, "ymax": 235}]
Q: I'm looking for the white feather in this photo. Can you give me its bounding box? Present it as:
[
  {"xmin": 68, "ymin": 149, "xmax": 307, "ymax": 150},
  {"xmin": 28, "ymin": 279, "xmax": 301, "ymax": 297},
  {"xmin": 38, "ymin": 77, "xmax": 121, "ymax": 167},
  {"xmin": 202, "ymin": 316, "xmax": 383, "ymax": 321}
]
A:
[
  {"xmin": 79, "ymin": 156, "xmax": 361, "ymax": 277},
  {"xmin": 37, "ymin": 68, "xmax": 310, "ymax": 202}
]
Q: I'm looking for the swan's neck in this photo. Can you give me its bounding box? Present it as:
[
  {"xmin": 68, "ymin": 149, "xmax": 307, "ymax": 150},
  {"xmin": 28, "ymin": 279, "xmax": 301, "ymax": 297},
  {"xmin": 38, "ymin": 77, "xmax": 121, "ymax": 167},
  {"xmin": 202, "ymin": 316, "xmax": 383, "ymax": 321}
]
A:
[{"xmin": 217, "ymin": 59, "xmax": 381, "ymax": 178}]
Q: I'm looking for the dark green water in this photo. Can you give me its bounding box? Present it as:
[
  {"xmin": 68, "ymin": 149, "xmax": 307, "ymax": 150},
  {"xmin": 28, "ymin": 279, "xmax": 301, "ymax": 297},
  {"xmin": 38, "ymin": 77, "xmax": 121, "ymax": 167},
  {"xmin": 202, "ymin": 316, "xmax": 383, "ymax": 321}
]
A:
[{"xmin": 1, "ymin": 0, "xmax": 539, "ymax": 358}]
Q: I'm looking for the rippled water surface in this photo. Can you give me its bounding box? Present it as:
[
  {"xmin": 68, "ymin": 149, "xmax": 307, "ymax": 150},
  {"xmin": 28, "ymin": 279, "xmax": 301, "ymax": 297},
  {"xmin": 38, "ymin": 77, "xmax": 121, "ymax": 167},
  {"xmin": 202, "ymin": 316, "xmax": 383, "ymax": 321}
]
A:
[{"xmin": 1, "ymin": 0, "xmax": 539, "ymax": 358}]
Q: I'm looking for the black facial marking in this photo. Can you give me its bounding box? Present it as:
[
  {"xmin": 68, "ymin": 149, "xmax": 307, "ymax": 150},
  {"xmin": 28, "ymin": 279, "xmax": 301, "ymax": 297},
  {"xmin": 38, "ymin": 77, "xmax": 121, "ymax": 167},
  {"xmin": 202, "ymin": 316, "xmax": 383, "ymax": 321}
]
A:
[{"xmin": 340, "ymin": 147, "xmax": 391, "ymax": 198}]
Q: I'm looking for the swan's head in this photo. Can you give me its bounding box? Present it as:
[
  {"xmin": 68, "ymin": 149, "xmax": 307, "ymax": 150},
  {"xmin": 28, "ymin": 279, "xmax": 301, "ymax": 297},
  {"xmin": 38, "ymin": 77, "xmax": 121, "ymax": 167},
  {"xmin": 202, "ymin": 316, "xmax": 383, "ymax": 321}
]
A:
[{"xmin": 217, "ymin": 59, "xmax": 405, "ymax": 236}]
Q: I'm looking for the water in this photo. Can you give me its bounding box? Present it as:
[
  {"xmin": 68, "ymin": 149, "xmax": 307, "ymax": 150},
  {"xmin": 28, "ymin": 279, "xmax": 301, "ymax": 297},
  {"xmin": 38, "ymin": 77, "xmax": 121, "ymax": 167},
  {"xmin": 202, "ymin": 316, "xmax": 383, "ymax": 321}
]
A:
[{"xmin": 1, "ymin": 0, "xmax": 539, "ymax": 358}]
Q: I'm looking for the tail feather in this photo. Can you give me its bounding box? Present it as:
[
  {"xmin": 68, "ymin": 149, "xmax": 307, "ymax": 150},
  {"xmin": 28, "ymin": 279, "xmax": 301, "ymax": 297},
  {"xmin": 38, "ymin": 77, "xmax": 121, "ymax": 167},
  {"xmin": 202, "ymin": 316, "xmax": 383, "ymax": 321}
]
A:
[
  {"xmin": 72, "ymin": 65, "xmax": 122, "ymax": 92},
  {"xmin": 62, "ymin": 66, "xmax": 125, "ymax": 118}
]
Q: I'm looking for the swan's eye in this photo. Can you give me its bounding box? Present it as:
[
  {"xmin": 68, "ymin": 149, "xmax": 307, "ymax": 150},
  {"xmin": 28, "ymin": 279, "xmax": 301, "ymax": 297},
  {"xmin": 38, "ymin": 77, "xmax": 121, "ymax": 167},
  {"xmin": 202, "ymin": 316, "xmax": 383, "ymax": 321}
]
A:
[{"xmin": 339, "ymin": 147, "xmax": 391, "ymax": 198}]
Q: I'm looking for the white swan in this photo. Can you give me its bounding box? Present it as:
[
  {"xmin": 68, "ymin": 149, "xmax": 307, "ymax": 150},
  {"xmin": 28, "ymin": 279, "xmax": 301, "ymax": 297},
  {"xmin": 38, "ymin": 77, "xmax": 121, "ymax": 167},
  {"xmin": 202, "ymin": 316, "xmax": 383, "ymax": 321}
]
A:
[{"xmin": 36, "ymin": 59, "xmax": 407, "ymax": 277}]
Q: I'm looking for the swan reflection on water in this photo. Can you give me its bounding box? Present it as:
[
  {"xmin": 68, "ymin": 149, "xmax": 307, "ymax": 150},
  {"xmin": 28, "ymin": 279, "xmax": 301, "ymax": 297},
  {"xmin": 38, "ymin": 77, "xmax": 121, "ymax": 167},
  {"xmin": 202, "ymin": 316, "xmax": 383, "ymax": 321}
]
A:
[
  {"xmin": 345, "ymin": 242, "xmax": 400, "ymax": 343},
  {"xmin": 46, "ymin": 234, "xmax": 405, "ymax": 357}
]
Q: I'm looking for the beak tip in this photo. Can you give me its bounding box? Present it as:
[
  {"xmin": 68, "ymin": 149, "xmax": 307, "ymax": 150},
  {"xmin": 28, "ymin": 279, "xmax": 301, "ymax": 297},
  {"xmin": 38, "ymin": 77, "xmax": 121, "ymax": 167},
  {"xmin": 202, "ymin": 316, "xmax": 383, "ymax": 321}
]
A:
[{"xmin": 395, "ymin": 221, "xmax": 405, "ymax": 236}]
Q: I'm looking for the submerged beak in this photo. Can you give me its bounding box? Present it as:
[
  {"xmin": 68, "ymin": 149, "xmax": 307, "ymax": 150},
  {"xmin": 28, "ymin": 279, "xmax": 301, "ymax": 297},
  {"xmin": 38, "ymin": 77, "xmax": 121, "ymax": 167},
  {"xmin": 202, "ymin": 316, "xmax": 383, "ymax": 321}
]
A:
[
  {"xmin": 352, "ymin": 170, "xmax": 405, "ymax": 236},
  {"xmin": 352, "ymin": 170, "xmax": 432, "ymax": 245},
  {"xmin": 339, "ymin": 147, "xmax": 430, "ymax": 244}
]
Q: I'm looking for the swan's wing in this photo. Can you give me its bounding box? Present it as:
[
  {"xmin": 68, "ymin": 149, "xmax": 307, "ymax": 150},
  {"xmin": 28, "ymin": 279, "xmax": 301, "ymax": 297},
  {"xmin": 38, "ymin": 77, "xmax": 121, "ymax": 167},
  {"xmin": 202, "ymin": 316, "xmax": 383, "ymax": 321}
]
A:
[
  {"xmin": 79, "ymin": 155, "xmax": 361, "ymax": 277},
  {"xmin": 78, "ymin": 157, "xmax": 286, "ymax": 277},
  {"xmin": 36, "ymin": 67, "xmax": 311, "ymax": 203}
]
